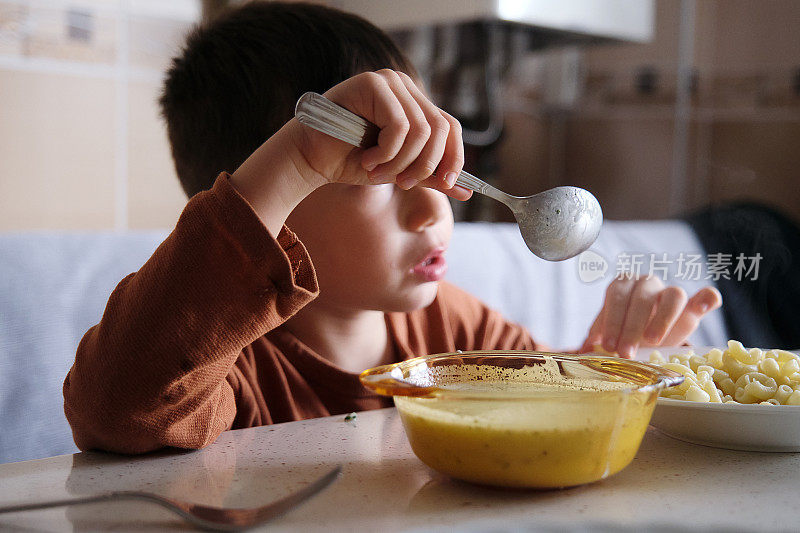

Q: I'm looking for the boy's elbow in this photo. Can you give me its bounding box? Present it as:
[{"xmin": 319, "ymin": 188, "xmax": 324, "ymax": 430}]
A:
[
  {"xmin": 63, "ymin": 377, "xmax": 235, "ymax": 455},
  {"xmin": 64, "ymin": 401, "xmax": 176, "ymax": 455},
  {"xmin": 65, "ymin": 405, "xmax": 227, "ymax": 455}
]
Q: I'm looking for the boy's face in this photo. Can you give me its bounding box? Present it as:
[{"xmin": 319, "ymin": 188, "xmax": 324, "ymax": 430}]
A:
[{"xmin": 286, "ymin": 182, "xmax": 454, "ymax": 313}]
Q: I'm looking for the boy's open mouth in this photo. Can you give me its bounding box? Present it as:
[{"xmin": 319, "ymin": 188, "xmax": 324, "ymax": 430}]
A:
[{"xmin": 411, "ymin": 248, "xmax": 448, "ymax": 282}]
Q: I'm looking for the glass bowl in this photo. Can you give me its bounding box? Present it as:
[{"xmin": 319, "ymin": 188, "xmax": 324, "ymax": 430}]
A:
[{"xmin": 360, "ymin": 350, "xmax": 683, "ymax": 489}]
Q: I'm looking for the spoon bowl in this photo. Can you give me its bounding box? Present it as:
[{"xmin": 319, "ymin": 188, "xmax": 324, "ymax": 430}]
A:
[
  {"xmin": 455, "ymin": 173, "xmax": 602, "ymax": 261},
  {"xmin": 514, "ymin": 187, "xmax": 602, "ymax": 261}
]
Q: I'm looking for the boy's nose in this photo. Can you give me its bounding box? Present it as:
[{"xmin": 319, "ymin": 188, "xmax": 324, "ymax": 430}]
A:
[{"xmin": 401, "ymin": 186, "xmax": 451, "ymax": 232}]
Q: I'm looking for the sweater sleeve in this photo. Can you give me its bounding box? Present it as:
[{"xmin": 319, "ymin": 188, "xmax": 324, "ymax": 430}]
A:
[{"xmin": 63, "ymin": 173, "xmax": 318, "ymax": 454}]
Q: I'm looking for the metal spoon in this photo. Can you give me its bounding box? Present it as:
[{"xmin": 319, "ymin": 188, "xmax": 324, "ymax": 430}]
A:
[
  {"xmin": 0, "ymin": 465, "xmax": 341, "ymax": 531},
  {"xmin": 295, "ymin": 92, "xmax": 602, "ymax": 261}
]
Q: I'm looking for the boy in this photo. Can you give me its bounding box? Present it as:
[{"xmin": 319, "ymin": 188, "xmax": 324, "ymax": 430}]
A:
[{"xmin": 63, "ymin": 2, "xmax": 721, "ymax": 454}]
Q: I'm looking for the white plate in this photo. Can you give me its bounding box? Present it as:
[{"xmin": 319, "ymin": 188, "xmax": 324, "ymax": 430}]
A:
[{"xmin": 635, "ymin": 346, "xmax": 800, "ymax": 452}]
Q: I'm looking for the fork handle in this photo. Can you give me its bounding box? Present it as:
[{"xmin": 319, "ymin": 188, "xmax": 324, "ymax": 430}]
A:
[
  {"xmin": 0, "ymin": 491, "xmax": 227, "ymax": 531},
  {"xmin": 0, "ymin": 491, "xmax": 158, "ymax": 514},
  {"xmin": 294, "ymin": 92, "xmax": 512, "ymax": 204}
]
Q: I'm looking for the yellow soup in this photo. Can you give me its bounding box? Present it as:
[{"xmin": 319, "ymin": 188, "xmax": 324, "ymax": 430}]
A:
[{"xmin": 395, "ymin": 384, "xmax": 655, "ymax": 489}]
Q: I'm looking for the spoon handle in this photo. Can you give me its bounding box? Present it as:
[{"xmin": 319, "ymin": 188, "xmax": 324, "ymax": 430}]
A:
[
  {"xmin": 294, "ymin": 92, "xmax": 510, "ymax": 202},
  {"xmin": 294, "ymin": 91, "xmax": 378, "ymax": 148},
  {"xmin": 453, "ymin": 170, "xmax": 515, "ymax": 205}
]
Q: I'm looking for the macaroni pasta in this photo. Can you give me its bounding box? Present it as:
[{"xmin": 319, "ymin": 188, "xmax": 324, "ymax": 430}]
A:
[{"xmin": 649, "ymin": 341, "xmax": 800, "ymax": 405}]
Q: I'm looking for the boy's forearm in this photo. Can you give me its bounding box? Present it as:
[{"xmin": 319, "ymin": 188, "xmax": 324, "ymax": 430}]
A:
[{"xmin": 230, "ymin": 119, "xmax": 324, "ymax": 235}]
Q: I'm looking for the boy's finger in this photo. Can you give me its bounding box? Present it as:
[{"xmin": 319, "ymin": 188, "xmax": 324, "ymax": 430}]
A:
[
  {"xmin": 416, "ymin": 175, "xmax": 473, "ymax": 200},
  {"xmin": 387, "ymin": 71, "xmax": 451, "ymax": 189},
  {"xmin": 642, "ymin": 286, "xmax": 687, "ymax": 344},
  {"xmin": 365, "ymin": 71, "xmax": 431, "ymax": 181},
  {"xmin": 395, "ymin": 111, "xmax": 450, "ymax": 189},
  {"xmin": 328, "ymin": 73, "xmax": 408, "ymax": 173},
  {"xmin": 396, "ymin": 73, "xmax": 463, "ymax": 189},
  {"xmin": 435, "ymin": 111, "xmax": 465, "ymax": 189},
  {"xmin": 615, "ymin": 277, "xmax": 662, "ymax": 358},
  {"xmin": 579, "ymin": 309, "xmax": 606, "ymax": 353},
  {"xmin": 659, "ymin": 287, "xmax": 722, "ymax": 346},
  {"xmin": 600, "ymin": 274, "xmax": 636, "ymax": 354},
  {"xmin": 443, "ymin": 184, "xmax": 473, "ymax": 201}
]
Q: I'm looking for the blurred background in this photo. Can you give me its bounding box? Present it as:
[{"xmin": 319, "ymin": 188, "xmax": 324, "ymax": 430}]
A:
[{"xmin": 1, "ymin": 0, "xmax": 798, "ymax": 231}]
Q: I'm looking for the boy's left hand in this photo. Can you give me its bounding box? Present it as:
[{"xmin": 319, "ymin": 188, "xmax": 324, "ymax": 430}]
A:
[{"xmin": 579, "ymin": 275, "xmax": 722, "ymax": 359}]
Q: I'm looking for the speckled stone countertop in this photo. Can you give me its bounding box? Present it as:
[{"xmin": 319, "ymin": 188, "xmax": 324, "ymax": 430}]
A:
[{"xmin": 0, "ymin": 407, "xmax": 797, "ymax": 532}]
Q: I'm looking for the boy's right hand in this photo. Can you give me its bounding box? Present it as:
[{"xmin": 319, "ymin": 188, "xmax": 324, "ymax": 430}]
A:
[
  {"xmin": 231, "ymin": 70, "xmax": 470, "ymax": 235},
  {"xmin": 290, "ymin": 70, "xmax": 471, "ymax": 201}
]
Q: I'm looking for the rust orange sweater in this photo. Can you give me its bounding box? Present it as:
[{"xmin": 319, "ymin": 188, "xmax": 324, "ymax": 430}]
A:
[{"xmin": 63, "ymin": 174, "xmax": 539, "ymax": 455}]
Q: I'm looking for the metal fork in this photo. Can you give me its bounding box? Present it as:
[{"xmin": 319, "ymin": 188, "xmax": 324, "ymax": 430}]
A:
[{"xmin": 0, "ymin": 464, "xmax": 341, "ymax": 531}]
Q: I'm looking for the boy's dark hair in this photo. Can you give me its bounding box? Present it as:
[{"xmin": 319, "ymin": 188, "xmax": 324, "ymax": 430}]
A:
[{"xmin": 160, "ymin": 1, "xmax": 417, "ymax": 198}]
